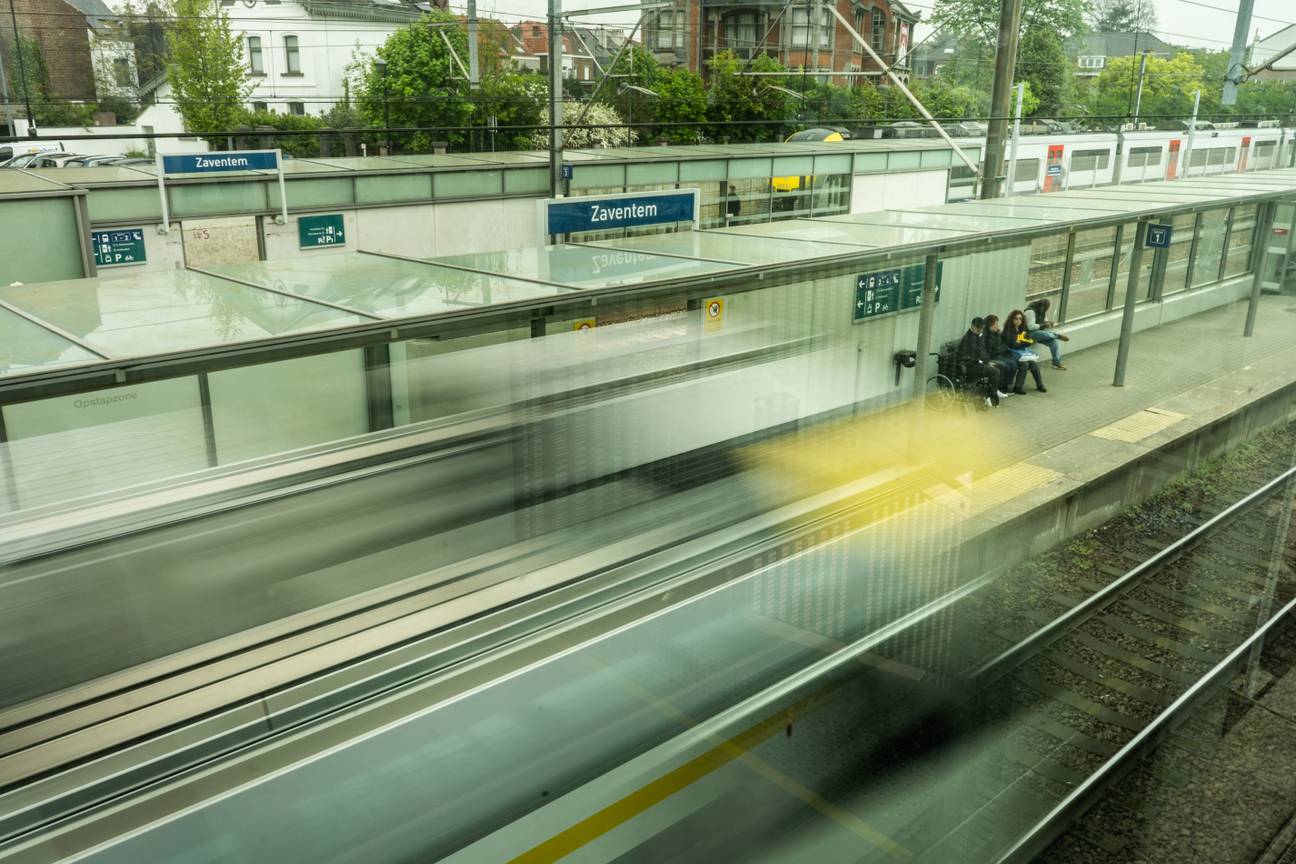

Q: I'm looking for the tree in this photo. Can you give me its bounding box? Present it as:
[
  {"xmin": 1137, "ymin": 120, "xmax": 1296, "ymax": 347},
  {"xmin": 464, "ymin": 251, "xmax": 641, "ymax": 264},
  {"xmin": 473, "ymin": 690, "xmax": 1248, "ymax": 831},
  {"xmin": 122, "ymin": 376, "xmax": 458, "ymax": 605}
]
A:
[
  {"xmin": 530, "ymin": 101, "xmax": 634, "ymax": 149},
  {"xmin": 604, "ymin": 47, "xmax": 707, "ymax": 144},
  {"xmin": 705, "ymin": 50, "xmax": 794, "ymax": 143},
  {"xmin": 471, "ymin": 72, "xmax": 546, "ymax": 150},
  {"xmin": 1087, "ymin": 51, "xmax": 1205, "ymax": 125},
  {"xmin": 1087, "ymin": 0, "xmax": 1157, "ymax": 33},
  {"xmin": 929, "ymin": 0, "xmax": 1087, "ymax": 46},
  {"xmin": 354, "ymin": 11, "xmax": 475, "ymax": 151},
  {"xmin": 165, "ymin": 0, "xmax": 253, "ymax": 134},
  {"xmin": 1018, "ymin": 27, "xmax": 1066, "ymax": 116},
  {"xmin": 108, "ymin": 0, "xmax": 173, "ymax": 86}
]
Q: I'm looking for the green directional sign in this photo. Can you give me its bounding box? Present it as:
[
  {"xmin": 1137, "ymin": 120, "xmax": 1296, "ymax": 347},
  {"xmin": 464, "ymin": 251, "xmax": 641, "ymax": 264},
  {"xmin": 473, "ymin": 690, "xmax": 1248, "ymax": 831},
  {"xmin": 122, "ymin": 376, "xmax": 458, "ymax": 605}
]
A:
[
  {"xmin": 854, "ymin": 261, "xmax": 942, "ymax": 322},
  {"xmin": 91, "ymin": 228, "xmax": 146, "ymax": 268},
  {"xmin": 298, "ymin": 213, "xmax": 346, "ymax": 250}
]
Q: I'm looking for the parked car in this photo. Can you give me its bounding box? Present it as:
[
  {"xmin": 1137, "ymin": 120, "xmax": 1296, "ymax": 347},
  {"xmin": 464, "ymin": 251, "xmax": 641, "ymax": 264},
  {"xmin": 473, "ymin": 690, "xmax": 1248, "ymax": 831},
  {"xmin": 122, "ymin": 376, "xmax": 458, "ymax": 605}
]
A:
[
  {"xmin": 61, "ymin": 155, "xmax": 127, "ymax": 167},
  {"xmin": 6, "ymin": 151, "xmax": 82, "ymax": 168},
  {"xmin": 0, "ymin": 142, "xmax": 64, "ymax": 167}
]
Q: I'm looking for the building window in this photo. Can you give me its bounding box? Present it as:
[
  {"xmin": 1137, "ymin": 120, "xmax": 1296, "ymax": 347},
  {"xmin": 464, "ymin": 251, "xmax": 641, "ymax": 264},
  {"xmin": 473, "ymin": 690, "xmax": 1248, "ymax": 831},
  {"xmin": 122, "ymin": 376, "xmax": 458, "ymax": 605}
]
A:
[
  {"xmin": 287, "ymin": 101, "xmax": 305, "ymax": 116},
  {"xmin": 247, "ymin": 36, "xmax": 264, "ymax": 74},
  {"xmin": 1077, "ymin": 55, "xmax": 1105, "ymax": 69},
  {"xmin": 112, "ymin": 56, "xmax": 132, "ymax": 87},
  {"xmin": 853, "ymin": 6, "xmax": 865, "ymax": 36},
  {"xmin": 283, "ymin": 35, "xmax": 301, "ymax": 74},
  {"xmin": 654, "ymin": 9, "xmax": 683, "ymax": 50},
  {"xmin": 252, "ymin": 101, "xmax": 268, "ymax": 113},
  {"xmin": 725, "ymin": 11, "xmax": 757, "ymax": 56},
  {"xmin": 870, "ymin": 8, "xmax": 885, "ymax": 51},
  {"xmin": 790, "ymin": 6, "xmax": 830, "ymax": 49}
]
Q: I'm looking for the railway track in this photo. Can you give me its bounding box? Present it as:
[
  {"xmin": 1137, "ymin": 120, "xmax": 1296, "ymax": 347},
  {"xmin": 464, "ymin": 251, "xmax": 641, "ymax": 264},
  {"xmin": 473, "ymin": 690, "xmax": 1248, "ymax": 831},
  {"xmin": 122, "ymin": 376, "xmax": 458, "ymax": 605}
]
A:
[{"xmin": 872, "ymin": 460, "xmax": 1296, "ymax": 863}]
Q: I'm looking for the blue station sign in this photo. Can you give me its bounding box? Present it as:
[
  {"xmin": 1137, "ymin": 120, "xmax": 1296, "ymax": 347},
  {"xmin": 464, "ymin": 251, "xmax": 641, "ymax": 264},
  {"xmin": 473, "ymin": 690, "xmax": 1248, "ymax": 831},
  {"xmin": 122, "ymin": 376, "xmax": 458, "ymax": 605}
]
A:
[
  {"xmin": 545, "ymin": 190, "xmax": 698, "ymax": 236},
  {"xmin": 1144, "ymin": 223, "xmax": 1173, "ymax": 249},
  {"xmin": 161, "ymin": 150, "xmax": 280, "ymax": 175}
]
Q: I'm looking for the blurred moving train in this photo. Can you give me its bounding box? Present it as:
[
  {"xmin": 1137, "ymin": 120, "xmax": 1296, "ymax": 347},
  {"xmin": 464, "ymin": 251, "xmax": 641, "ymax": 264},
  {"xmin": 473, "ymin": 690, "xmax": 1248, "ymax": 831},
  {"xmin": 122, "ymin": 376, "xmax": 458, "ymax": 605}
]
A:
[{"xmin": 772, "ymin": 124, "xmax": 1296, "ymax": 200}]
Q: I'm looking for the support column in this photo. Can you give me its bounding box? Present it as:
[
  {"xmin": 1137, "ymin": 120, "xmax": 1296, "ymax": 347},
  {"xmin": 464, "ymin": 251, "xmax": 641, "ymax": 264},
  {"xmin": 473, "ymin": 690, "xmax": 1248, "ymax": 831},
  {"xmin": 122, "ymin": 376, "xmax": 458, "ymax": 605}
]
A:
[
  {"xmin": 1057, "ymin": 230, "xmax": 1076, "ymax": 324},
  {"xmin": 1244, "ymin": 201, "xmax": 1277, "ymax": 337},
  {"xmin": 1113, "ymin": 220, "xmax": 1148, "ymax": 387},
  {"xmin": 980, "ymin": 0, "xmax": 1023, "ymax": 200},
  {"xmin": 548, "ymin": 0, "xmax": 564, "ymax": 199}
]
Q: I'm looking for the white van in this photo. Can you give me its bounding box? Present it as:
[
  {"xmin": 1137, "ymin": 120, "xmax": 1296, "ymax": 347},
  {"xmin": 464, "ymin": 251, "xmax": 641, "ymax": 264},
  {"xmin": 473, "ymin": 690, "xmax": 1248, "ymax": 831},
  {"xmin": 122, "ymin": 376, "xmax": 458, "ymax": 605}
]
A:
[{"xmin": 0, "ymin": 141, "xmax": 65, "ymax": 167}]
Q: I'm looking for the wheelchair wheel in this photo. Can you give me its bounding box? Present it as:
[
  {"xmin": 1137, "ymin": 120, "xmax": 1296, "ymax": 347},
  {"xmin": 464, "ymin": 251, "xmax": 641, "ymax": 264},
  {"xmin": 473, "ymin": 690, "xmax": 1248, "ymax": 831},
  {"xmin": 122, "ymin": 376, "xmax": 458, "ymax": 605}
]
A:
[{"xmin": 926, "ymin": 373, "xmax": 959, "ymax": 412}]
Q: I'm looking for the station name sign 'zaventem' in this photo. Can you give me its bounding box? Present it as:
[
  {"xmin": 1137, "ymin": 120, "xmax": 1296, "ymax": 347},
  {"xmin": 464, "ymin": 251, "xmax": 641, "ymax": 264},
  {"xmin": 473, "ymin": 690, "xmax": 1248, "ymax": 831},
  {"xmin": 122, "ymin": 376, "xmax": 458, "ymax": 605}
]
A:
[
  {"xmin": 544, "ymin": 190, "xmax": 698, "ymax": 236},
  {"xmin": 161, "ymin": 151, "xmax": 280, "ymax": 175}
]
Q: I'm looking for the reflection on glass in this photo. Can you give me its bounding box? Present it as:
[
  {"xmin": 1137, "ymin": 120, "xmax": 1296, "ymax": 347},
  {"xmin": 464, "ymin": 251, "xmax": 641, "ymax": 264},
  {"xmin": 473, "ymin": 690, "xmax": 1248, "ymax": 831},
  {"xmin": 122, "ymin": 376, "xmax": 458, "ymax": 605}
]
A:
[
  {"xmin": 0, "ymin": 308, "xmax": 98, "ymax": 376},
  {"xmin": 1028, "ymin": 232, "xmax": 1068, "ymax": 302},
  {"xmin": 1163, "ymin": 211, "xmax": 1198, "ymax": 296},
  {"xmin": 1193, "ymin": 208, "xmax": 1229, "ymax": 287},
  {"xmin": 1224, "ymin": 203, "xmax": 1258, "ymax": 278},
  {"xmin": 1066, "ymin": 225, "xmax": 1117, "ymax": 319}
]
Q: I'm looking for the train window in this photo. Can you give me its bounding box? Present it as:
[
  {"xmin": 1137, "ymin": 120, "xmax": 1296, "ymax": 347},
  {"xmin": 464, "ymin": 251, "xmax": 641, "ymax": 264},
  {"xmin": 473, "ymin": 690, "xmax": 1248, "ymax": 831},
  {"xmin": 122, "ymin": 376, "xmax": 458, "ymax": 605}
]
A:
[
  {"xmin": 1013, "ymin": 158, "xmax": 1039, "ymax": 183},
  {"xmin": 1189, "ymin": 149, "xmax": 1209, "ymax": 167},
  {"xmin": 1071, "ymin": 148, "xmax": 1110, "ymax": 172},
  {"xmin": 1126, "ymin": 146, "xmax": 1161, "ymax": 168}
]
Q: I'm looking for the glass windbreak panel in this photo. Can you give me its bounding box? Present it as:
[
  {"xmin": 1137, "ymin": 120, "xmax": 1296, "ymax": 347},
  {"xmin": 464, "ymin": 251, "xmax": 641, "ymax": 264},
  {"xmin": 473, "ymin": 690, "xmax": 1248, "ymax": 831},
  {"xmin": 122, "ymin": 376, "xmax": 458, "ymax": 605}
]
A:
[
  {"xmin": 1192, "ymin": 208, "xmax": 1229, "ymax": 287},
  {"xmin": 1163, "ymin": 211, "xmax": 1197, "ymax": 296},
  {"xmin": 584, "ymin": 231, "xmax": 855, "ymax": 266},
  {"xmin": 1066, "ymin": 225, "xmax": 1118, "ymax": 319},
  {"xmin": 1, "ymin": 377, "xmax": 207, "ymax": 517},
  {"xmin": 0, "ymin": 271, "xmax": 364, "ymax": 356},
  {"xmin": 0, "ymin": 309, "xmax": 99, "ymax": 376},
  {"xmin": 878, "ymin": 209, "xmax": 1055, "ymax": 233},
  {"xmin": 1027, "ymin": 231, "xmax": 1068, "ymax": 304},
  {"xmin": 428, "ymin": 244, "xmax": 743, "ymax": 289},
  {"xmin": 1112, "ymin": 221, "xmax": 1154, "ymax": 306},
  {"xmin": 809, "ymin": 173, "xmax": 850, "ymax": 217},
  {"xmin": 1224, "ymin": 203, "xmax": 1258, "ymax": 278},
  {"xmin": 208, "ymin": 349, "xmax": 368, "ymax": 464},
  {"xmin": 722, "ymin": 176, "xmax": 774, "ymax": 227}
]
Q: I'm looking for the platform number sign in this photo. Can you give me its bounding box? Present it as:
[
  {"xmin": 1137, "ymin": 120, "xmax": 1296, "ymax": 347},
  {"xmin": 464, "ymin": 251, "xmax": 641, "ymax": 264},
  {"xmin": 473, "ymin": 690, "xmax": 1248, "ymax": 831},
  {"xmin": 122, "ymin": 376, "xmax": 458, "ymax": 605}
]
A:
[
  {"xmin": 853, "ymin": 261, "xmax": 942, "ymax": 322},
  {"xmin": 1144, "ymin": 223, "xmax": 1173, "ymax": 249},
  {"xmin": 92, "ymin": 228, "xmax": 146, "ymax": 268}
]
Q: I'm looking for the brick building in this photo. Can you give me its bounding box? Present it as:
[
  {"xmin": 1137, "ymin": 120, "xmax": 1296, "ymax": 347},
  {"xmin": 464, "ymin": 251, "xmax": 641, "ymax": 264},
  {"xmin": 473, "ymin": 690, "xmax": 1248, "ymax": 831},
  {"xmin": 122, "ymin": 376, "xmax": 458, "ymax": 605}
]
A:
[
  {"xmin": 508, "ymin": 22, "xmax": 627, "ymax": 83},
  {"xmin": 1, "ymin": 0, "xmax": 103, "ymax": 102},
  {"xmin": 645, "ymin": 0, "xmax": 917, "ymax": 85}
]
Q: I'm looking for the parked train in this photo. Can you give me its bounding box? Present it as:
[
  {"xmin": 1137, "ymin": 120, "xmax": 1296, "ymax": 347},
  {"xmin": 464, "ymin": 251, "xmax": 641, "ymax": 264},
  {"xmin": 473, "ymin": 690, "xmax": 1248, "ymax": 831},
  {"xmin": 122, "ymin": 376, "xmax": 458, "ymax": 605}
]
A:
[{"xmin": 946, "ymin": 126, "xmax": 1296, "ymax": 200}]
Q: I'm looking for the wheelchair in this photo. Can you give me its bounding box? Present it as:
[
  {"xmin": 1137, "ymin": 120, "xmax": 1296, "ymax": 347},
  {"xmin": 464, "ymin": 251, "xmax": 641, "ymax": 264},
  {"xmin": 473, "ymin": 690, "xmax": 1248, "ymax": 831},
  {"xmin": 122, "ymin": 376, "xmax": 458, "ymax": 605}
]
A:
[{"xmin": 927, "ymin": 342, "xmax": 995, "ymax": 412}]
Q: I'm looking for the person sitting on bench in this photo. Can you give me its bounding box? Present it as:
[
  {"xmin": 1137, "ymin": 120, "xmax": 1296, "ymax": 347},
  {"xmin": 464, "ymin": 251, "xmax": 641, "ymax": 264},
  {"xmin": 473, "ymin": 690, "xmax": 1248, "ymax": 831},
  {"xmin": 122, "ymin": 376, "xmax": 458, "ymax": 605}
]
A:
[
  {"xmin": 957, "ymin": 317, "xmax": 1007, "ymax": 407},
  {"xmin": 1024, "ymin": 298, "xmax": 1069, "ymax": 371}
]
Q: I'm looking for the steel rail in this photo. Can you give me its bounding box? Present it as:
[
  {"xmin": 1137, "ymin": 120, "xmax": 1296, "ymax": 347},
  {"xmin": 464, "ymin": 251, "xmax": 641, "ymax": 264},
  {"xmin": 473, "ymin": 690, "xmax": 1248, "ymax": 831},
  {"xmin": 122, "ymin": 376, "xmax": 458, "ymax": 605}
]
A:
[
  {"xmin": 966, "ymin": 463, "xmax": 1296, "ymax": 685},
  {"xmin": 993, "ymin": 591, "xmax": 1296, "ymax": 864}
]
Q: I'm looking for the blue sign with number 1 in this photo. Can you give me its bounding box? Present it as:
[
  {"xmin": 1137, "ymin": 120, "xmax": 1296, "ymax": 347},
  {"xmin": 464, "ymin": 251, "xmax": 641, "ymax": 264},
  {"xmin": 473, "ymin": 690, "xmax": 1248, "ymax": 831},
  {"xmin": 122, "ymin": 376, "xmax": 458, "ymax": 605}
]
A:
[{"xmin": 1145, "ymin": 223, "xmax": 1172, "ymax": 249}]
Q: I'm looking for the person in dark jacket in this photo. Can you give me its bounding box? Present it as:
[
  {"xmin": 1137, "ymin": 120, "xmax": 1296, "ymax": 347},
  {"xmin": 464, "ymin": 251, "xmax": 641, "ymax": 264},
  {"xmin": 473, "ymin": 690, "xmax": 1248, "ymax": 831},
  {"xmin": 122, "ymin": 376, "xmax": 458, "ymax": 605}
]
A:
[
  {"xmin": 982, "ymin": 314, "xmax": 1023, "ymax": 395},
  {"xmin": 1025, "ymin": 297, "xmax": 1069, "ymax": 370},
  {"xmin": 1003, "ymin": 309, "xmax": 1047, "ymax": 392},
  {"xmin": 956, "ymin": 317, "xmax": 1004, "ymax": 407}
]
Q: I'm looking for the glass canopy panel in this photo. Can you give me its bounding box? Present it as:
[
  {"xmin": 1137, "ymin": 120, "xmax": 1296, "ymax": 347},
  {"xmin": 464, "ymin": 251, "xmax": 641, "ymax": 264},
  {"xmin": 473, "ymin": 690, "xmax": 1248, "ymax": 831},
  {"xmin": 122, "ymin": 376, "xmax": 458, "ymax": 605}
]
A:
[
  {"xmin": 850, "ymin": 209, "xmax": 1056, "ymax": 232},
  {"xmin": 582, "ymin": 231, "xmax": 862, "ymax": 266},
  {"xmin": 0, "ymin": 308, "xmax": 99, "ymax": 377},
  {"xmin": 210, "ymin": 253, "xmax": 579, "ymax": 318},
  {"xmin": 725, "ymin": 218, "xmax": 951, "ymax": 246},
  {"xmin": 277, "ymin": 159, "xmax": 345, "ymax": 175},
  {"xmin": 902, "ymin": 203, "xmax": 1067, "ymax": 224},
  {"xmin": 0, "ymin": 270, "xmax": 363, "ymax": 357},
  {"xmin": 0, "ymin": 171, "xmax": 71, "ymax": 193},
  {"xmin": 387, "ymin": 154, "xmax": 499, "ymax": 168},
  {"xmin": 302, "ymin": 156, "xmax": 422, "ymax": 171},
  {"xmin": 427, "ymin": 244, "xmax": 744, "ymax": 289},
  {"xmin": 715, "ymin": 221, "xmax": 876, "ymax": 246},
  {"xmin": 456, "ymin": 151, "xmax": 549, "ymax": 164}
]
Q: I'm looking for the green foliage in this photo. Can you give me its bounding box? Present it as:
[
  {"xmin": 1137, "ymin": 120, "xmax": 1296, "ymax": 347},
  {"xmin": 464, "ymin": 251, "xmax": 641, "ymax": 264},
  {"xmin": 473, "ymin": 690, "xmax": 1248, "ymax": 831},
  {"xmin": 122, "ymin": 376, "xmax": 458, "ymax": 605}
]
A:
[
  {"xmin": 705, "ymin": 50, "xmax": 793, "ymax": 143},
  {"xmin": 929, "ymin": 0, "xmax": 1087, "ymax": 47},
  {"xmin": 530, "ymin": 101, "xmax": 634, "ymax": 149},
  {"xmin": 1018, "ymin": 27, "xmax": 1065, "ymax": 116},
  {"xmin": 3, "ymin": 33, "xmax": 48, "ymax": 108},
  {"xmin": 165, "ymin": 0, "xmax": 253, "ymax": 134},
  {"xmin": 603, "ymin": 48, "xmax": 707, "ymax": 144},
  {"xmin": 106, "ymin": 0, "xmax": 173, "ymax": 85},
  {"xmin": 470, "ymin": 72, "xmax": 546, "ymax": 150},
  {"xmin": 1086, "ymin": 51, "xmax": 1204, "ymax": 124},
  {"xmin": 354, "ymin": 12, "xmax": 474, "ymax": 151},
  {"xmin": 240, "ymin": 109, "xmax": 324, "ymax": 157},
  {"xmin": 1087, "ymin": 0, "xmax": 1156, "ymax": 32}
]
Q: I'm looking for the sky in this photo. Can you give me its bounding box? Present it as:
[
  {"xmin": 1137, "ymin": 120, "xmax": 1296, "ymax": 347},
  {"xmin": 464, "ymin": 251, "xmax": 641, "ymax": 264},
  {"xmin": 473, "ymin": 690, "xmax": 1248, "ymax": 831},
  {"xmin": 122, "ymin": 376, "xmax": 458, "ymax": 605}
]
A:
[{"xmin": 449, "ymin": 0, "xmax": 1296, "ymax": 54}]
